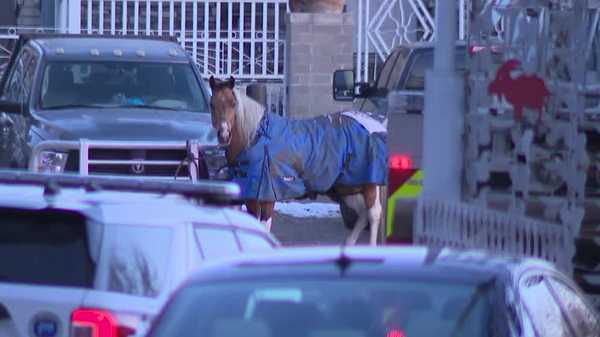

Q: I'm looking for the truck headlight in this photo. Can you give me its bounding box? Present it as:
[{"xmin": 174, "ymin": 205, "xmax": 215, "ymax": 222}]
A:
[{"xmin": 37, "ymin": 151, "xmax": 68, "ymax": 173}]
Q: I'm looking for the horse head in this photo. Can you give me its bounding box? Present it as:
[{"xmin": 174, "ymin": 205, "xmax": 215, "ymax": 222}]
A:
[{"xmin": 209, "ymin": 75, "xmax": 237, "ymax": 145}]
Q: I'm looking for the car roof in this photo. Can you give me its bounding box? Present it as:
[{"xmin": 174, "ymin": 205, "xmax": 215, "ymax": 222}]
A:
[
  {"xmin": 30, "ymin": 35, "xmax": 190, "ymax": 62},
  {"xmin": 184, "ymin": 246, "xmax": 555, "ymax": 286},
  {"xmin": 0, "ymin": 184, "xmax": 267, "ymax": 232}
]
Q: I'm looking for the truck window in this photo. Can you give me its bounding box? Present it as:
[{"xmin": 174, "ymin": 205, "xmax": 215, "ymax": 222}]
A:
[
  {"xmin": 374, "ymin": 50, "xmax": 402, "ymax": 90},
  {"xmin": 40, "ymin": 61, "xmax": 208, "ymax": 112},
  {"xmin": 2, "ymin": 48, "xmax": 37, "ymax": 104},
  {"xmin": 398, "ymin": 49, "xmax": 466, "ymax": 91}
]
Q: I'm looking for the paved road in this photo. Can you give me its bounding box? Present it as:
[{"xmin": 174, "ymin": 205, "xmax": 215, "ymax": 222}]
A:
[{"xmin": 270, "ymin": 200, "xmax": 370, "ymax": 246}]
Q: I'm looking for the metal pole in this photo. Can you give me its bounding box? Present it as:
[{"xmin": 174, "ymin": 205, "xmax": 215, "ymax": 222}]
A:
[{"xmin": 422, "ymin": 0, "xmax": 463, "ymax": 201}]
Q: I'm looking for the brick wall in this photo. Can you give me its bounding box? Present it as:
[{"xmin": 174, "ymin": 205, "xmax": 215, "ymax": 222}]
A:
[{"xmin": 286, "ymin": 12, "xmax": 354, "ymax": 119}]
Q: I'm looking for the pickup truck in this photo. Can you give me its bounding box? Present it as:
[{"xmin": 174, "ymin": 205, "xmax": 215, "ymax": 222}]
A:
[
  {"xmin": 333, "ymin": 43, "xmax": 466, "ymax": 243},
  {"xmin": 0, "ymin": 34, "xmax": 226, "ymax": 181},
  {"xmin": 333, "ymin": 43, "xmax": 600, "ymax": 305}
]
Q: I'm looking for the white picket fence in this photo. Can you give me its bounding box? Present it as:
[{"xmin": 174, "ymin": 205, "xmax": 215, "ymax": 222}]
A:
[{"xmin": 414, "ymin": 198, "xmax": 576, "ymax": 274}]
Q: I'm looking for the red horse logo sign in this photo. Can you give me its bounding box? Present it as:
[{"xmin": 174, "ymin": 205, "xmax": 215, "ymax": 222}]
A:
[{"xmin": 488, "ymin": 59, "xmax": 551, "ymax": 121}]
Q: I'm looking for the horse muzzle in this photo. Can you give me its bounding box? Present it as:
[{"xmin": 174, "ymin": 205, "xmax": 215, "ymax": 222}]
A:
[{"xmin": 217, "ymin": 123, "xmax": 231, "ymax": 145}]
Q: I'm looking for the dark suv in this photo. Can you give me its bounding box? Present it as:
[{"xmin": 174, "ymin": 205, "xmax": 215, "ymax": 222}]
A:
[{"xmin": 0, "ymin": 34, "xmax": 226, "ymax": 180}]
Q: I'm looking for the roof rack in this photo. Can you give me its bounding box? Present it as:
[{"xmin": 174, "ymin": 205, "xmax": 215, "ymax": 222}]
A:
[{"xmin": 0, "ymin": 170, "xmax": 241, "ymax": 205}]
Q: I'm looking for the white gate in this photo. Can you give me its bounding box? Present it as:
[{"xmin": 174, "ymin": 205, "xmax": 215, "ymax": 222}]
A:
[{"xmin": 354, "ymin": 0, "xmax": 469, "ymax": 83}]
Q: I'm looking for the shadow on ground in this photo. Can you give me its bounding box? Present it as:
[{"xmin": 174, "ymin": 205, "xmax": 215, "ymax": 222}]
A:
[{"xmin": 271, "ymin": 212, "xmax": 369, "ymax": 246}]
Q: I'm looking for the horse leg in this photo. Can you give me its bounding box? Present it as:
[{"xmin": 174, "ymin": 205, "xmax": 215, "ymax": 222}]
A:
[
  {"xmin": 259, "ymin": 201, "xmax": 275, "ymax": 232},
  {"xmin": 367, "ymin": 186, "xmax": 383, "ymax": 246},
  {"xmin": 343, "ymin": 193, "xmax": 368, "ymax": 245},
  {"xmin": 245, "ymin": 200, "xmax": 275, "ymax": 232}
]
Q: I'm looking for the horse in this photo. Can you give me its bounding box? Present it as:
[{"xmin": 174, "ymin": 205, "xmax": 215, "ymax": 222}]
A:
[{"xmin": 209, "ymin": 76, "xmax": 387, "ymax": 245}]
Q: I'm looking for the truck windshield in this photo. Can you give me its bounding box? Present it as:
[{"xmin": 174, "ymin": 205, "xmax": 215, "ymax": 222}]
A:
[
  {"xmin": 149, "ymin": 278, "xmax": 501, "ymax": 337},
  {"xmin": 40, "ymin": 61, "xmax": 208, "ymax": 112}
]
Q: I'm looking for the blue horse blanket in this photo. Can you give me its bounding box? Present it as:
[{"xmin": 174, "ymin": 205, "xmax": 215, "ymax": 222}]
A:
[{"xmin": 229, "ymin": 111, "xmax": 387, "ymax": 201}]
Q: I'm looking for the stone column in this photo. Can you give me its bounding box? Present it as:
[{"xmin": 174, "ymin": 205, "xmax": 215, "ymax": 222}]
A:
[
  {"xmin": 286, "ymin": 12, "xmax": 354, "ymax": 119},
  {"xmin": 17, "ymin": 0, "xmax": 41, "ymax": 27}
]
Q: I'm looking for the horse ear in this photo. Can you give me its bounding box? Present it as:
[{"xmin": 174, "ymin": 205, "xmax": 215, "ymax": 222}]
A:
[
  {"xmin": 209, "ymin": 76, "xmax": 216, "ymax": 90},
  {"xmin": 229, "ymin": 76, "xmax": 235, "ymax": 89}
]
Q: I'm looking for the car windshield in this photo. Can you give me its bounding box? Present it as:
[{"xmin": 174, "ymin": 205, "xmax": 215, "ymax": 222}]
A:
[
  {"xmin": 149, "ymin": 279, "xmax": 500, "ymax": 337},
  {"xmin": 40, "ymin": 61, "xmax": 208, "ymax": 112}
]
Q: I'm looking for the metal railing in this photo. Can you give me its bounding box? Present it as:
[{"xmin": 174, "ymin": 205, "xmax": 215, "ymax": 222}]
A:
[
  {"xmin": 69, "ymin": 0, "xmax": 288, "ymax": 81},
  {"xmin": 29, "ymin": 139, "xmax": 225, "ymax": 182},
  {"xmin": 414, "ymin": 198, "xmax": 576, "ymax": 275}
]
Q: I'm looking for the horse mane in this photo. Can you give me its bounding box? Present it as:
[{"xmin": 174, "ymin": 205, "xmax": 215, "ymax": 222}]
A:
[{"xmin": 232, "ymin": 88, "xmax": 266, "ymax": 148}]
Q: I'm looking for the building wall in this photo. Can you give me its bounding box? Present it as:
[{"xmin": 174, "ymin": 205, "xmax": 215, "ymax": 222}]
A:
[{"xmin": 286, "ymin": 12, "xmax": 354, "ymax": 119}]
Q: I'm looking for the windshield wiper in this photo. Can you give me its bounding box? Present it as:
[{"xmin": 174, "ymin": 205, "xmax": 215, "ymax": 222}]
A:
[
  {"xmin": 43, "ymin": 104, "xmax": 108, "ymax": 110},
  {"xmin": 113, "ymin": 104, "xmax": 180, "ymax": 111}
]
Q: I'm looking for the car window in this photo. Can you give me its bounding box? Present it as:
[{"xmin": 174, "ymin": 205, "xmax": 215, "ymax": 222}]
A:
[
  {"xmin": 0, "ymin": 208, "xmax": 97, "ymax": 288},
  {"xmin": 194, "ymin": 226, "xmax": 240, "ymax": 259},
  {"xmin": 103, "ymin": 225, "xmax": 172, "ymax": 297},
  {"xmin": 237, "ymin": 231, "xmax": 273, "ymax": 252},
  {"xmin": 149, "ymin": 279, "xmax": 502, "ymax": 337},
  {"xmin": 518, "ymin": 273, "xmax": 575, "ymax": 337},
  {"xmin": 40, "ymin": 61, "xmax": 208, "ymax": 112},
  {"xmin": 546, "ymin": 277, "xmax": 600, "ymax": 337}
]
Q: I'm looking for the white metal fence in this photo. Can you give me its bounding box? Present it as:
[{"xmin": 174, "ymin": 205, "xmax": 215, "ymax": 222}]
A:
[
  {"xmin": 72, "ymin": 0, "xmax": 288, "ymax": 80},
  {"xmin": 354, "ymin": 0, "xmax": 468, "ymax": 83},
  {"xmin": 414, "ymin": 198, "xmax": 576, "ymax": 275}
]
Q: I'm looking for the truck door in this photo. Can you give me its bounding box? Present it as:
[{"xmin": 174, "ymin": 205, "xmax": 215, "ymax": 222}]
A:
[{"xmin": 354, "ymin": 49, "xmax": 406, "ymax": 114}]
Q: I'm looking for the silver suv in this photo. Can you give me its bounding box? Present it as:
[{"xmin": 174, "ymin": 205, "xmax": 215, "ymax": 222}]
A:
[{"xmin": 0, "ymin": 172, "xmax": 278, "ymax": 337}]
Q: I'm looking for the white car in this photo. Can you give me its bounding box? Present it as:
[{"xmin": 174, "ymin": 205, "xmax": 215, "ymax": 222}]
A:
[{"xmin": 0, "ymin": 172, "xmax": 278, "ymax": 337}]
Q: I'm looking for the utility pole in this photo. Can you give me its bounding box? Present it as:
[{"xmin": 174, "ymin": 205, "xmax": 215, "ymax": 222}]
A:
[{"xmin": 422, "ymin": 0, "xmax": 464, "ymax": 201}]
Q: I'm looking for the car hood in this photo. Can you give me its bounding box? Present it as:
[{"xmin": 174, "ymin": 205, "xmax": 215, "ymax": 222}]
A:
[{"xmin": 34, "ymin": 109, "xmax": 217, "ymax": 143}]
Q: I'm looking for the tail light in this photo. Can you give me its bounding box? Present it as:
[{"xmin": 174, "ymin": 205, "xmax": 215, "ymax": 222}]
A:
[
  {"xmin": 386, "ymin": 329, "xmax": 406, "ymax": 337},
  {"xmin": 71, "ymin": 308, "xmax": 136, "ymax": 337},
  {"xmin": 389, "ymin": 154, "xmax": 413, "ymax": 170}
]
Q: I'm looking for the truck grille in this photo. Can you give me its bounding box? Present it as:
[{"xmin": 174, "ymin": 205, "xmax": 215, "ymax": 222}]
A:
[
  {"xmin": 30, "ymin": 140, "xmax": 225, "ymax": 181},
  {"xmin": 65, "ymin": 149, "xmax": 193, "ymax": 178}
]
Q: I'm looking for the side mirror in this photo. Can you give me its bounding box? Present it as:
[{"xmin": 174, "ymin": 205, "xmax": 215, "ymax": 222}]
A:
[
  {"xmin": 0, "ymin": 100, "xmax": 22, "ymax": 114},
  {"xmin": 354, "ymin": 82, "xmax": 373, "ymax": 98},
  {"xmin": 332, "ymin": 69, "xmax": 355, "ymax": 101}
]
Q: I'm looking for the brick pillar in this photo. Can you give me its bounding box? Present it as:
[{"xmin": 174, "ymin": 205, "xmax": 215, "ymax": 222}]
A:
[
  {"xmin": 17, "ymin": 0, "xmax": 41, "ymax": 27},
  {"xmin": 286, "ymin": 13, "xmax": 354, "ymax": 119}
]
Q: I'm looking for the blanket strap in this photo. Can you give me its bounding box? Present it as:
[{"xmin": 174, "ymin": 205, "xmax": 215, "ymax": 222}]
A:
[{"xmin": 255, "ymin": 144, "xmax": 279, "ymax": 205}]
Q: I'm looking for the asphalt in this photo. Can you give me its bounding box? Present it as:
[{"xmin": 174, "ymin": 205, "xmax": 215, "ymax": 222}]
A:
[{"xmin": 270, "ymin": 201, "xmax": 370, "ymax": 246}]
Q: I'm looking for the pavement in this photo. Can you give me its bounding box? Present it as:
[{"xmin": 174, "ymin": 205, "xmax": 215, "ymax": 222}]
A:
[{"xmin": 269, "ymin": 198, "xmax": 370, "ymax": 246}]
